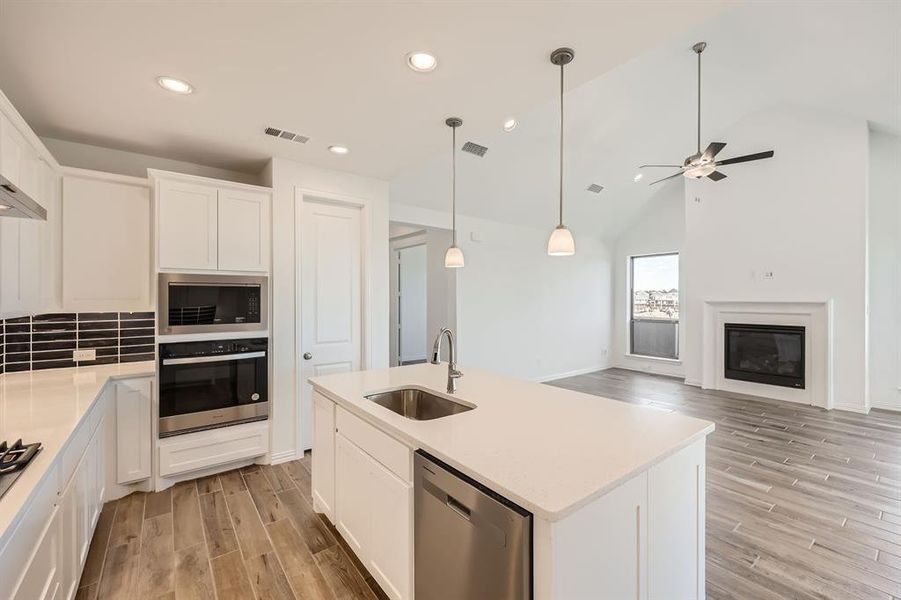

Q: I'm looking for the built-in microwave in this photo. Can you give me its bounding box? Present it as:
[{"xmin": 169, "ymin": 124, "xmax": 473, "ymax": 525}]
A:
[{"xmin": 158, "ymin": 273, "xmax": 268, "ymax": 335}]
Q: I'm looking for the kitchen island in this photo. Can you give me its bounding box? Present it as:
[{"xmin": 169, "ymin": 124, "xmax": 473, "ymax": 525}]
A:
[{"xmin": 310, "ymin": 363, "xmax": 714, "ymax": 600}]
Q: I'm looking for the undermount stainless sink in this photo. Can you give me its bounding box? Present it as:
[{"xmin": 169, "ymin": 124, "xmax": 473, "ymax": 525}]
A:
[{"xmin": 365, "ymin": 388, "xmax": 474, "ymax": 421}]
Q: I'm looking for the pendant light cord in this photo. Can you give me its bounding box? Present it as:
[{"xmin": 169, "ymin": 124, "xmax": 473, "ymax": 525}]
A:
[
  {"xmin": 559, "ymin": 62, "xmax": 564, "ymax": 227},
  {"xmin": 452, "ymin": 123, "xmax": 457, "ymax": 245},
  {"xmin": 697, "ymin": 47, "xmax": 701, "ymax": 154}
]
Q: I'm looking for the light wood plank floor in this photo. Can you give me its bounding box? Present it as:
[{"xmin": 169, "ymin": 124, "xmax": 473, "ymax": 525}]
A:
[
  {"xmin": 550, "ymin": 368, "xmax": 901, "ymax": 600},
  {"xmin": 79, "ymin": 368, "xmax": 901, "ymax": 599},
  {"xmin": 76, "ymin": 455, "xmax": 387, "ymax": 600}
]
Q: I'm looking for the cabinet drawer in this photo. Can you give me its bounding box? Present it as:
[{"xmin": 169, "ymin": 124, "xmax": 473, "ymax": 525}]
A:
[
  {"xmin": 158, "ymin": 421, "xmax": 269, "ymax": 477},
  {"xmin": 336, "ymin": 407, "xmax": 411, "ymax": 483}
]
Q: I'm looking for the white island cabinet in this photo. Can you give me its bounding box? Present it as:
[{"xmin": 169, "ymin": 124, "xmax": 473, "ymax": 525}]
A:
[{"xmin": 310, "ymin": 363, "xmax": 713, "ymax": 600}]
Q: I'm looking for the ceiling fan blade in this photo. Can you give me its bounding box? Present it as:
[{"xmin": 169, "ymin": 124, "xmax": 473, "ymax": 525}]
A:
[
  {"xmin": 716, "ymin": 150, "xmax": 774, "ymax": 166},
  {"xmin": 707, "ymin": 170, "xmax": 727, "ymax": 181},
  {"xmin": 649, "ymin": 171, "xmax": 683, "ymax": 185},
  {"xmin": 702, "ymin": 142, "xmax": 726, "ymax": 161},
  {"xmin": 639, "ymin": 164, "xmax": 682, "ymax": 168}
]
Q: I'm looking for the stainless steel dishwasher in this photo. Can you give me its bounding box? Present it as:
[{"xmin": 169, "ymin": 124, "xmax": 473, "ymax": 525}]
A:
[{"xmin": 414, "ymin": 450, "xmax": 532, "ymax": 600}]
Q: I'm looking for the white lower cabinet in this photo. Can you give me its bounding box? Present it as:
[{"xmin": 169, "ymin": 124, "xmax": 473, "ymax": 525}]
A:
[
  {"xmin": 333, "ymin": 429, "xmax": 412, "ymax": 600},
  {"xmin": 115, "ymin": 378, "xmax": 152, "ymax": 484},
  {"xmin": 335, "ymin": 435, "xmax": 372, "ymax": 558},
  {"xmin": 367, "ymin": 458, "xmax": 412, "ymax": 600},
  {"xmin": 311, "ymin": 391, "xmax": 336, "ymax": 521},
  {"xmin": 3, "ymin": 376, "xmax": 152, "ymax": 600},
  {"xmin": 11, "ymin": 507, "xmax": 63, "ymax": 600}
]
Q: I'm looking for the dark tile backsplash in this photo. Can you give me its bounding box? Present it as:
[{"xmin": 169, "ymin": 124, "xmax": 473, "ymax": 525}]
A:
[{"xmin": 0, "ymin": 311, "xmax": 155, "ymax": 374}]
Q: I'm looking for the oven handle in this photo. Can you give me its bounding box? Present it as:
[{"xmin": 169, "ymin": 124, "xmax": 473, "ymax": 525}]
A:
[{"xmin": 162, "ymin": 351, "xmax": 266, "ymax": 366}]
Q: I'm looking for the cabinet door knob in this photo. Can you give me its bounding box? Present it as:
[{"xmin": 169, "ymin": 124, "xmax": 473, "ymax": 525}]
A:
[{"xmin": 303, "ymin": 352, "xmax": 313, "ymax": 360}]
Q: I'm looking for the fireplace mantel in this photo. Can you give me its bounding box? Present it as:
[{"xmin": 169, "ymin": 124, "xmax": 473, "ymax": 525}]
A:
[{"xmin": 700, "ymin": 300, "xmax": 834, "ymax": 409}]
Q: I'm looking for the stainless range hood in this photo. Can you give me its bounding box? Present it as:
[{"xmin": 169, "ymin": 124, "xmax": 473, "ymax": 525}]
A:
[{"xmin": 0, "ymin": 174, "xmax": 46, "ymax": 220}]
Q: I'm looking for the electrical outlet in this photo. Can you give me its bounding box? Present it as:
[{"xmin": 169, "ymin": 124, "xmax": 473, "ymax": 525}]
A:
[
  {"xmin": 73, "ymin": 349, "xmax": 96, "ymax": 361},
  {"xmin": 763, "ymin": 270, "xmax": 775, "ymax": 280}
]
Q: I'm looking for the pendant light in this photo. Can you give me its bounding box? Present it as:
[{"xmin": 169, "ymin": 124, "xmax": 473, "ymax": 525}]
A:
[
  {"xmin": 547, "ymin": 47, "xmax": 576, "ymax": 256},
  {"xmin": 444, "ymin": 117, "xmax": 465, "ymax": 268}
]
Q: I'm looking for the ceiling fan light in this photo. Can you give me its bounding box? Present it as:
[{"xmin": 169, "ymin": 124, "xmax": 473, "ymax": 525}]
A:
[
  {"xmin": 547, "ymin": 225, "xmax": 575, "ymax": 256},
  {"xmin": 684, "ymin": 163, "xmax": 716, "ymax": 179},
  {"xmin": 444, "ymin": 245, "xmax": 465, "ymax": 268}
]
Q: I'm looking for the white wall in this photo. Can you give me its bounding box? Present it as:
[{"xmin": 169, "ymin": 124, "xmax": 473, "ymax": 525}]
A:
[
  {"xmin": 42, "ymin": 137, "xmax": 261, "ymax": 185},
  {"xmin": 398, "ymin": 244, "xmax": 428, "ymax": 362},
  {"xmin": 390, "ymin": 204, "xmax": 613, "ymax": 382},
  {"xmin": 264, "ymin": 157, "xmax": 390, "ymax": 460},
  {"xmin": 867, "ymin": 130, "xmax": 901, "ymax": 411},
  {"xmin": 612, "ymin": 183, "xmax": 686, "ymax": 377},
  {"xmin": 682, "ymin": 107, "xmax": 869, "ymax": 412}
]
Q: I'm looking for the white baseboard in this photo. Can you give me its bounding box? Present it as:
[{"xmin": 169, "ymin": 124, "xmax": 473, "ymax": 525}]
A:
[
  {"xmin": 533, "ymin": 364, "xmax": 610, "ymax": 383},
  {"xmin": 269, "ymin": 449, "xmax": 299, "ymax": 465},
  {"xmin": 870, "ymin": 402, "xmax": 901, "ymax": 413},
  {"xmin": 683, "ymin": 378, "xmax": 702, "ymax": 387},
  {"xmin": 832, "ymin": 403, "xmax": 871, "ymax": 415}
]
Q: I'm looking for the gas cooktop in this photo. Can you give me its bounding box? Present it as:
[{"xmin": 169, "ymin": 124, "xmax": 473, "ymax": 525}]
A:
[{"xmin": 0, "ymin": 439, "xmax": 42, "ymax": 500}]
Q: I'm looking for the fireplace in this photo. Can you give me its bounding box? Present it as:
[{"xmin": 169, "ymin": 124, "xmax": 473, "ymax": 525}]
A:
[{"xmin": 724, "ymin": 323, "xmax": 805, "ymax": 389}]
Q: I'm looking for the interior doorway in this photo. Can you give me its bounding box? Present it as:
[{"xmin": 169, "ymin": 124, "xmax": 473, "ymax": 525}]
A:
[{"xmin": 389, "ymin": 222, "xmax": 457, "ymax": 367}]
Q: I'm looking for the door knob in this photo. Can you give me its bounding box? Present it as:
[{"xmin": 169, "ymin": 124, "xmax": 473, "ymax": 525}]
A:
[{"xmin": 303, "ymin": 352, "xmax": 313, "ymax": 360}]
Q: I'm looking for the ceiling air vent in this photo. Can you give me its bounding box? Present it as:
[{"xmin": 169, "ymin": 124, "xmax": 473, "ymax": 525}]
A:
[
  {"xmin": 587, "ymin": 183, "xmax": 604, "ymax": 193},
  {"xmin": 461, "ymin": 141, "xmax": 488, "ymax": 157},
  {"xmin": 264, "ymin": 127, "xmax": 309, "ymax": 144}
]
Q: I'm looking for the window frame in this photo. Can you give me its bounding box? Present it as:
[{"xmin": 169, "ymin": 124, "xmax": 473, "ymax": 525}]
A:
[{"xmin": 628, "ymin": 251, "xmax": 680, "ymax": 360}]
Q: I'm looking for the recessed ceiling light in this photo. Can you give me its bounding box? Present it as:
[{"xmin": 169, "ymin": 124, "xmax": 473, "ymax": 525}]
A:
[
  {"xmin": 633, "ymin": 173, "xmax": 644, "ymax": 182},
  {"xmin": 407, "ymin": 52, "xmax": 438, "ymax": 72},
  {"xmin": 157, "ymin": 76, "xmax": 194, "ymax": 95},
  {"xmin": 503, "ymin": 118, "xmax": 517, "ymax": 132},
  {"xmin": 328, "ymin": 145, "xmax": 350, "ymax": 155}
]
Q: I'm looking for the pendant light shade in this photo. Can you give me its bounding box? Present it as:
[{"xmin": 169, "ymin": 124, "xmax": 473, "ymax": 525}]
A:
[
  {"xmin": 445, "ymin": 117, "xmax": 465, "ymax": 268},
  {"xmin": 547, "ymin": 225, "xmax": 575, "ymax": 256},
  {"xmin": 547, "ymin": 47, "xmax": 576, "ymax": 257},
  {"xmin": 444, "ymin": 245, "xmax": 465, "ymax": 268}
]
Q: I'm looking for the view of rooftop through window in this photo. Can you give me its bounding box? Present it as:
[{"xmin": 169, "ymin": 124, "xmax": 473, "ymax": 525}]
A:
[{"xmin": 632, "ymin": 253, "xmax": 679, "ymax": 320}]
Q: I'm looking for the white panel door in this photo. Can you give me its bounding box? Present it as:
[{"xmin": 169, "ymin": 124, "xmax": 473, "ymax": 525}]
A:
[
  {"xmin": 300, "ymin": 200, "xmax": 362, "ymax": 451},
  {"xmin": 218, "ymin": 188, "xmax": 270, "ymax": 272},
  {"xmin": 63, "ymin": 174, "xmax": 151, "ymax": 311},
  {"xmin": 157, "ymin": 179, "xmax": 218, "ymax": 270},
  {"xmin": 398, "ymin": 244, "xmax": 427, "ymax": 363}
]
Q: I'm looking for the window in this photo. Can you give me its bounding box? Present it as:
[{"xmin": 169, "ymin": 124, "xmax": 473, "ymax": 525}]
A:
[{"xmin": 630, "ymin": 253, "xmax": 679, "ymax": 359}]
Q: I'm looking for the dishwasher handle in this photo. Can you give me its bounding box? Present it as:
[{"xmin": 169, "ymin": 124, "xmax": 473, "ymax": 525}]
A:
[{"xmin": 446, "ymin": 495, "xmax": 471, "ymax": 521}]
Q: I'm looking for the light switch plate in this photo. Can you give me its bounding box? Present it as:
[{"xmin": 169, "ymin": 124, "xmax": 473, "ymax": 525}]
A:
[{"xmin": 73, "ymin": 349, "xmax": 96, "ymax": 361}]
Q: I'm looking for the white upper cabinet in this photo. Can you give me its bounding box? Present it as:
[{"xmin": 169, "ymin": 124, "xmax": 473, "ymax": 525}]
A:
[
  {"xmin": 218, "ymin": 187, "xmax": 270, "ymax": 272},
  {"xmin": 0, "ymin": 90, "xmax": 62, "ymax": 318},
  {"xmin": 157, "ymin": 177, "xmax": 218, "ymax": 271},
  {"xmin": 152, "ymin": 170, "xmax": 271, "ymax": 273},
  {"xmin": 62, "ymin": 170, "xmax": 152, "ymax": 312}
]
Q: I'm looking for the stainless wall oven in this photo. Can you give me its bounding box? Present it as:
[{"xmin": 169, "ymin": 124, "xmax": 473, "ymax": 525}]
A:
[
  {"xmin": 158, "ymin": 273, "xmax": 267, "ymax": 335},
  {"xmin": 159, "ymin": 338, "xmax": 268, "ymax": 437}
]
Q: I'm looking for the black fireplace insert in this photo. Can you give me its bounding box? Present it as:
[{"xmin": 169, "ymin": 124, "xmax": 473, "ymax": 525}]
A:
[{"xmin": 724, "ymin": 323, "xmax": 805, "ymax": 389}]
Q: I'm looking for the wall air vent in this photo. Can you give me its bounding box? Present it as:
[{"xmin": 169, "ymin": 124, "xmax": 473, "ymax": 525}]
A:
[
  {"xmin": 587, "ymin": 183, "xmax": 604, "ymax": 193},
  {"xmin": 264, "ymin": 127, "xmax": 309, "ymax": 144},
  {"xmin": 461, "ymin": 141, "xmax": 488, "ymax": 157}
]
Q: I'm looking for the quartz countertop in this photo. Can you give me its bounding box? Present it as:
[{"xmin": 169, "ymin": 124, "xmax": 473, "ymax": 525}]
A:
[
  {"xmin": 310, "ymin": 363, "xmax": 714, "ymax": 522},
  {"xmin": 0, "ymin": 362, "xmax": 155, "ymax": 543}
]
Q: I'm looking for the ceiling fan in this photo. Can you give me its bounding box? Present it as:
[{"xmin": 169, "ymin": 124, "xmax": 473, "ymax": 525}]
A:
[{"xmin": 641, "ymin": 42, "xmax": 774, "ymax": 185}]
